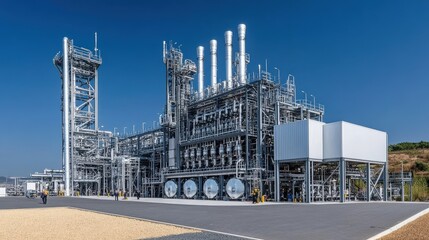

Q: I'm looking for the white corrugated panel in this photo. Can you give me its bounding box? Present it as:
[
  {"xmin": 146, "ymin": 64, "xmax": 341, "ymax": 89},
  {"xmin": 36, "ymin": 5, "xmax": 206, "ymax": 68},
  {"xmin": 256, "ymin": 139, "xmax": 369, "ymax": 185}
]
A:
[
  {"xmin": 0, "ymin": 187, "xmax": 6, "ymax": 197},
  {"xmin": 323, "ymin": 122, "xmax": 342, "ymax": 160},
  {"xmin": 274, "ymin": 120, "xmax": 324, "ymax": 161},
  {"xmin": 308, "ymin": 120, "xmax": 325, "ymax": 160},
  {"xmin": 341, "ymin": 122, "xmax": 387, "ymax": 163},
  {"xmin": 323, "ymin": 121, "xmax": 387, "ymax": 163}
]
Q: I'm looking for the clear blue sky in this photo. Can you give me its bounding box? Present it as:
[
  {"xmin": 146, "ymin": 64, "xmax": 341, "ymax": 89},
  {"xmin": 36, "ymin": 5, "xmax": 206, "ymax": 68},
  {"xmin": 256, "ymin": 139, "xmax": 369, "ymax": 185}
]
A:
[{"xmin": 1, "ymin": 0, "xmax": 428, "ymax": 176}]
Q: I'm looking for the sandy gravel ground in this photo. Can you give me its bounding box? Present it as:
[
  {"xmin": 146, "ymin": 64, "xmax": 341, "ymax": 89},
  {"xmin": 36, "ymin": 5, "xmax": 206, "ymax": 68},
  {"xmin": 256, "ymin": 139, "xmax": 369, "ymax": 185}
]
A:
[
  {"xmin": 380, "ymin": 212, "xmax": 429, "ymax": 240},
  {"xmin": 0, "ymin": 207, "xmax": 199, "ymax": 240}
]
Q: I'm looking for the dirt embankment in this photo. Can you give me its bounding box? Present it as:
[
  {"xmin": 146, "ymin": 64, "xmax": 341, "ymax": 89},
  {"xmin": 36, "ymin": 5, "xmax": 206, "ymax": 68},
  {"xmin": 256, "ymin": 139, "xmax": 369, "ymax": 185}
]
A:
[{"xmin": 389, "ymin": 149, "xmax": 429, "ymax": 177}]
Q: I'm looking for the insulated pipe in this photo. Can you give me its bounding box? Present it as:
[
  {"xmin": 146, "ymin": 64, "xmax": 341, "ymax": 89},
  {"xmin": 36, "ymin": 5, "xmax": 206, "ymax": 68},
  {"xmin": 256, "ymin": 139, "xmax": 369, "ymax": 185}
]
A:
[
  {"xmin": 210, "ymin": 39, "xmax": 217, "ymax": 92},
  {"xmin": 225, "ymin": 31, "xmax": 233, "ymax": 89},
  {"xmin": 197, "ymin": 46, "xmax": 204, "ymax": 99},
  {"xmin": 63, "ymin": 37, "xmax": 70, "ymax": 197},
  {"xmin": 238, "ymin": 24, "xmax": 246, "ymax": 85}
]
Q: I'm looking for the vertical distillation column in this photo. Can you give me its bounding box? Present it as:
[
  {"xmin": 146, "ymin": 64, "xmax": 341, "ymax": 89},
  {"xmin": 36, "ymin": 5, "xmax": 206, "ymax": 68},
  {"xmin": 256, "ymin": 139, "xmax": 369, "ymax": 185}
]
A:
[
  {"xmin": 210, "ymin": 40, "xmax": 217, "ymax": 93},
  {"xmin": 238, "ymin": 24, "xmax": 246, "ymax": 85},
  {"xmin": 197, "ymin": 46, "xmax": 204, "ymax": 99},
  {"xmin": 225, "ymin": 31, "xmax": 233, "ymax": 89},
  {"xmin": 62, "ymin": 37, "xmax": 71, "ymax": 197}
]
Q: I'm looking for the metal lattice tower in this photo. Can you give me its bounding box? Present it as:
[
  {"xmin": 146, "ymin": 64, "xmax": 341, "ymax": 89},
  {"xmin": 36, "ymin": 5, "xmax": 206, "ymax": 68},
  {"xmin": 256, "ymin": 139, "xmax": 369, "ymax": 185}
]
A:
[{"xmin": 54, "ymin": 35, "xmax": 112, "ymax": 196}]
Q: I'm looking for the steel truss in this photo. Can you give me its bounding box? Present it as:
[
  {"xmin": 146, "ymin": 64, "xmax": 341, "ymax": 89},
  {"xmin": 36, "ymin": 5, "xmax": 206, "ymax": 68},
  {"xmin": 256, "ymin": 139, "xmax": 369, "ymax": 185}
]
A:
[{"xmin": 54, "ymin": 37, "xmax": 113, "ymax": 196}]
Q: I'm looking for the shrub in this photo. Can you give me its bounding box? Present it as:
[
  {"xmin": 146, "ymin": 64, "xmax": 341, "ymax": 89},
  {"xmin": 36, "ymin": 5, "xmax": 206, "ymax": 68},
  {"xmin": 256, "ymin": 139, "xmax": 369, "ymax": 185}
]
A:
[
  {"xmin": 412, "ymin": 176, "xmax": 428, "ymax": 201},
  {"xmin": 415, "ymin": 161, "xmax": 429, "ymax": 172},
  {"xmin": 389, "ymin": 141, "xmax": 429, "ymax": 152}
]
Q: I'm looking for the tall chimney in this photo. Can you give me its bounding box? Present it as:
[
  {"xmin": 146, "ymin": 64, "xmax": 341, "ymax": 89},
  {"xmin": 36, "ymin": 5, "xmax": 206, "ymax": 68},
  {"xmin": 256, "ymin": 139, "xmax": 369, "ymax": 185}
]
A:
[
  {"xmin": 225, "ymin": 31, "xmax": 233, "ymax": 89},
  {"xmin": 238, "ymin": 24, "xmax": 246, "ymax": 85},
  {"xmin": 197, "ymin": 46, "xmax": 204, "ymax": 99},
  {"xmin": 210, "ymin": 39, "xmax": 217, "ymax": 92}
]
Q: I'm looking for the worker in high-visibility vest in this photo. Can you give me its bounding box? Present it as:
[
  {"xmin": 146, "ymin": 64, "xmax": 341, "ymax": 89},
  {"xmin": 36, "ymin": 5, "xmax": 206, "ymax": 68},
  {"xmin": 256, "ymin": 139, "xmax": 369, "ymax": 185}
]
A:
[{"xmin": 41, "ymin": 189, "xmax": 49, "ymax": 204}]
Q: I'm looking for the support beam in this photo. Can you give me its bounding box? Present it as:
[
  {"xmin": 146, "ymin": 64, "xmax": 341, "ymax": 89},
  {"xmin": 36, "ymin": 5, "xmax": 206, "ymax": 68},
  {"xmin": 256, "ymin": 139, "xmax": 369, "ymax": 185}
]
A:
[
  {"xmin": 367, "ymin": 162, "xmax": 371, "ymax": 202},
  {"xmin": 384, "ymin": 135, "xmax": 389, "ymax": 201},
  {"xmin": 339, "ymin": 160, "xmax": 345, "ymax": 203},
  {"xmin": 305, "ymin": 160, "xmax": 311, "ymax": 203},
  {"xmin": 219, "ymin": 175, "xmax": 224, "ymax": 199},
  {"xmin": 177, "ymin": 178, "xmax": 182, "ymax": 198},
  {"xmin": 410, "ymin": 177, "xmax": 413, "ymax": 202},
  {"xmin": 275, "ymin": 161, "xmax": 280, "ymax": 202}
]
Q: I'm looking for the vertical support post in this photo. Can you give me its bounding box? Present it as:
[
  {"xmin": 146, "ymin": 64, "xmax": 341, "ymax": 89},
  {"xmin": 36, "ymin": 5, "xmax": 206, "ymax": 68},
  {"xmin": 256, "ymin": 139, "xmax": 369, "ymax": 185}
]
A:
[
  {"xmin": 305, "ymin": 160, "xmax": 311, "ymax": 203},
  {"xmin": 110, "ymin": 149, "xmax": 114, "ymax": 193},
  {"xmin": 95, "ymin": 68, "xmax": 98, "ymax": 131},
  {"xmin": 137, "ymin": 158, "xmax": 141, "ymax": 193},
  {"xmin": 401, "ymin": 161, "xmax": 404, "ymax": 202},
  {"xmin": 245, "ymin": 91, "xmax": 249, "ymax": 171},
  {"xmin": 219, "ymin": 175, "xmax": 224, "ymax": 199},
  {"xmin": 339, "ymin": 160, "xmax": 345, "ymax": 203},
  {"xmin": 198, "ymin": 177, "xmax": 202, "ymax": 198},
  {"xmin": 177, "ymin": 178, "xmax": 181, "ymax": 198},
  {"xmin": 103, "ymin": 164, "xmax": 106, "ymax": 196},
  {"xmin": 257, "ymin": 82, "xmax": 263, "ymax": 194},
  {"xmin": 384, "ymin": 162, "xmax": 388, "ymax": 201},
  {"xmin": 311, "ymin": 161, "xmax": 314, "ymax": 202},
  {"xmin": 409, "ymin": 176, "xmax": 413, "ymax": 202},
  {"xmin": 63, "ymin": 37, "xmax": 71, "ymax": 197},
  {"xmin": 367, "ymin": 162, "xmax": 371, "ymax": 202},
  {"xmin": 384, "ymin": 134, "xmax": 389, "ymax": 201},
  {"xmin": 275, "ymin": 160, "xmax": 280, "ymax": 202},
  {"xmin": 121, "ymin": 159, "xmax": 125, "ymax": 192}
]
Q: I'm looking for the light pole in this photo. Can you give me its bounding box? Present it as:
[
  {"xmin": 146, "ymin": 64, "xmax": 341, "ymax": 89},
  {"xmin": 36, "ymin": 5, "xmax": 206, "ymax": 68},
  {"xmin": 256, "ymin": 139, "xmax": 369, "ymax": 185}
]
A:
[
  {"xmin": 401, "ymin": 161, "xmax": 404, "ymax": 202},
  {"xmin": 274, "ymin": 67, "xmax": 280, "ymax": 85},
  {"xmin": 310, "ymin": 94, "xmax": 316, "ymax": 108},
  {"xmin": 301, "ymin": 90, "xmax": 307, "ymax": 103}
]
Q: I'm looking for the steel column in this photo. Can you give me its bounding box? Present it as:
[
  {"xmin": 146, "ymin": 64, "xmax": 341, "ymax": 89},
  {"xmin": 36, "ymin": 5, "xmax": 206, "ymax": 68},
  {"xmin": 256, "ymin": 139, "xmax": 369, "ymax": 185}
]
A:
[
  {"xmin": 339, "ymin": 160, "xmax": 345, "ymax": 202},
  {"xmin": 275, "ymin": 160, "xmax": 280, "ymax": 202},
  {"xmin": 367, "ymin": 162, "xmax": 371, "ymax": 202},
  {"xmin": 62, "ymin": 37, "xmax": 70, "ymax": 197},
  {"xmin": 305, "ymin": 160, "xmax": 311, "ymax": 203}
]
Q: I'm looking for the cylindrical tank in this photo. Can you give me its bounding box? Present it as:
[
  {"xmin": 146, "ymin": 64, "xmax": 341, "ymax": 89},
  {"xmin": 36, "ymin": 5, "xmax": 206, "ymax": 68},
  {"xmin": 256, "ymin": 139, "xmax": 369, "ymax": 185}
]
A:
[
  {"xmin": 203, "ymin": 178, "xmax": 219, "ymax": 199},
  {"xmin": 164, "ymin": 180, "xmax": 177, "ymax": 198},
  {"xmin": 183, "ymin": 179, "xmax": 197, "ymax": 198},
  {"xmin": 226, "ymin": 178, "xmax": 245, "ymax": 199}
]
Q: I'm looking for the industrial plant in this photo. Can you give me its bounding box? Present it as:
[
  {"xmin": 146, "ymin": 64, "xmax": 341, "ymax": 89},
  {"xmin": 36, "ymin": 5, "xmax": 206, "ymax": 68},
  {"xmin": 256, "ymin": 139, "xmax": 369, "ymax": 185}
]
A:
[{"xmin": 47, "ymin": 23, "xmax": 392, "ymax": 203}]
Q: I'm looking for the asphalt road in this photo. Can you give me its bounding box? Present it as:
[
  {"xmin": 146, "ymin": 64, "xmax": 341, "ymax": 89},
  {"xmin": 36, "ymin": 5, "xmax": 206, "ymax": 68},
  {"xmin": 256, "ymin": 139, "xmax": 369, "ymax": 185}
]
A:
[{"xmin": 1, "ymin": 197, "xmax": 428, "ymax": 240}]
